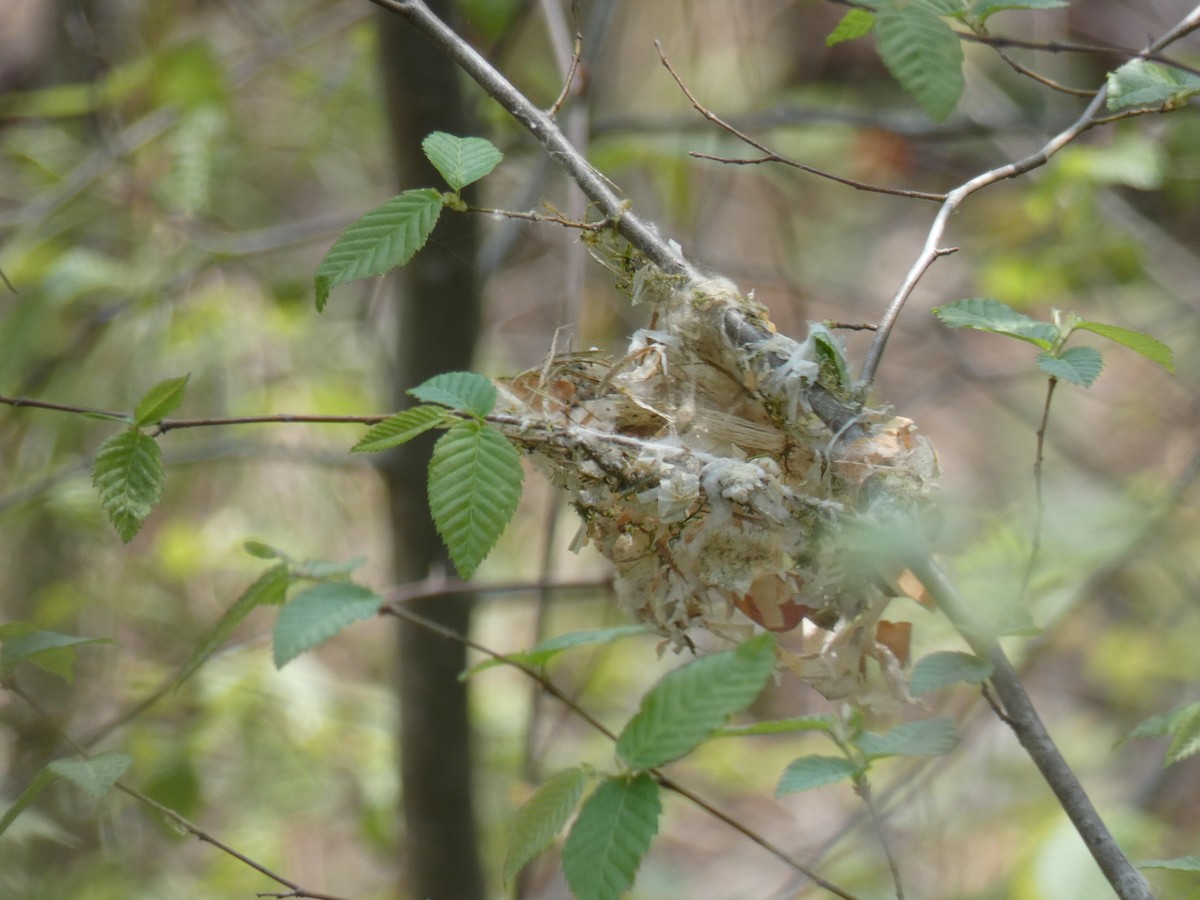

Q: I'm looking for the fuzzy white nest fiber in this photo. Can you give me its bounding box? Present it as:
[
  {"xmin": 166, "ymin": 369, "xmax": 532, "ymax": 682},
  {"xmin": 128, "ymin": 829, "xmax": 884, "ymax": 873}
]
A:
[{"xmin": 494, "ymin": 275, "xmax": 938, "ymax": 703}]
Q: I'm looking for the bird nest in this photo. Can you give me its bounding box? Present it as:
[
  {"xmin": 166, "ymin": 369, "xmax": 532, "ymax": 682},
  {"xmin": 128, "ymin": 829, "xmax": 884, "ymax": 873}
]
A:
[{"xmin": 493, "ymin": 274, "xmax": 938, "ymax": 703}]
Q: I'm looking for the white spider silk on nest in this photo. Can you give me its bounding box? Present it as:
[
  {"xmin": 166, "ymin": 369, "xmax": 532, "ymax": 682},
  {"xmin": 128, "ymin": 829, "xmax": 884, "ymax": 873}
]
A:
[{"xmin": 494, "ymin": 274, "xmax": 938, "ymax": 706}]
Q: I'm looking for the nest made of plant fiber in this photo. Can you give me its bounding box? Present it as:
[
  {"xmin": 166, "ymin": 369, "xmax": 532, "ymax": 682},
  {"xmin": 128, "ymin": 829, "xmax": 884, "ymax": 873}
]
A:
[{"xmin": 493, "ymin": 275, "xmax": 939, "ymax": 704}]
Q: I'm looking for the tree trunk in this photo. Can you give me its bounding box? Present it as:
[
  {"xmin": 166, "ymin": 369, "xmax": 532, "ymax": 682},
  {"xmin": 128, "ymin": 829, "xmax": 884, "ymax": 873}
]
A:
[{"xmin": 375, "ymin": 4, "xmax": 485, "ymax": 898}]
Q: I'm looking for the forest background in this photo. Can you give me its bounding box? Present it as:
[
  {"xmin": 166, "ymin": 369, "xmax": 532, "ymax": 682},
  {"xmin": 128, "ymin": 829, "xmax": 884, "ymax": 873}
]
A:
[{"xmin": 1, "ymin": 0, "xmax": 1199, "ymax": 898}]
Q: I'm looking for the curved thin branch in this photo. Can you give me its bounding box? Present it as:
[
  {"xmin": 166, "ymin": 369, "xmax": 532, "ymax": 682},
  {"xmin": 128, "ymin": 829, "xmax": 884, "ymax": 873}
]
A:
[
  {"xmin": 859, "ymin": 4, "xmax": 1200, "ymax": 389},
  {"xmin": 6, "ymin": 680, "xmax": 350, "ymax": 900},
  {"xmin": 656, "ymin": 42, "xmax": 946, "ymax": 203},
  {"xmin": 368, "ymin": 0, "xmax": 695, "ymax": 280},
  {"xmin": 380, "ymin": 601, "xmax": 861, "ymax": 900}
]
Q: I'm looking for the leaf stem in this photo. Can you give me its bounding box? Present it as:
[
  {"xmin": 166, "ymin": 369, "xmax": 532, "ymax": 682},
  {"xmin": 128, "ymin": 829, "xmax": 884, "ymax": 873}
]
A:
[
  {"xmin": 854, "ymin": 774, "xmax": 905, "ymax": 900},
  {"xmin": 1019, "ymin": 375, "xmax": 1057, "ymax": 602}
]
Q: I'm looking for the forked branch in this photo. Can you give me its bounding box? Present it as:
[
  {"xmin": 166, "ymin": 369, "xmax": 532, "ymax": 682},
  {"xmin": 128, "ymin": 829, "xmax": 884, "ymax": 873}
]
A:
[
  {"xmin": 859, "ymin": 4, "xmax": 1200, "ymax": 388},
  {"xmin": 367, "ymin": 0, "xmax": 696, "ymax": 280}
]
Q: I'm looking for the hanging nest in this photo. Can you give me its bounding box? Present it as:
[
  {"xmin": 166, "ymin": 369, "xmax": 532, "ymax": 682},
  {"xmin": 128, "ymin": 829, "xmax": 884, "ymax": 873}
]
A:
[{"xmin": 492, "ymin": 274, "xmax": 938, "ymax": 704}]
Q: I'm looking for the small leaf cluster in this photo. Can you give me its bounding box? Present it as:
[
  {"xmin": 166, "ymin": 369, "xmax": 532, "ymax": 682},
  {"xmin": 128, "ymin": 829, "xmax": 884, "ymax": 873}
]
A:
[
  {"xmin": 1123, "ymin": 701, "xmax": 1200, "ymax": 768},
  {"xmin": 826, "ymin": 1, "xmax": 1200, "ymax": 122},
  {"xmin": 0, "ymin": 623, "xmax": 133, "ymax": 837},
  {"xmin": 501, "ymin": 639, "xmax": 991, "ymax": 898},
  {"xmin": 714, "ymin": 650, "xmax": 988, "ymax": 795},
  {"xmin": 0, "ymin": 750, "xmax": 134, "ymax": 839},
  {"xmin": 769, "ymin": 711, "xmax": 960, "ymax": 796},
  {"xmin": 175, "ymin": 540, "xmax": 381, "ymax": 676},
  {"xmin": 502, "ymin": 633, "xmax": 777, "ymax": 899},
  {"xmin": 90, "ymin": 374, "xmax": 190, "ymax": 542},
  {"xmin": 314, "ymin": 132, "xmax": 503, "ymax": 311},
  {"xmin": 933, "ymin": 297, "xmax": 1174, "ymax": 387},
  {"xmin": 352, "ymin": 371, "xmax": 524, "ymax": 580}
]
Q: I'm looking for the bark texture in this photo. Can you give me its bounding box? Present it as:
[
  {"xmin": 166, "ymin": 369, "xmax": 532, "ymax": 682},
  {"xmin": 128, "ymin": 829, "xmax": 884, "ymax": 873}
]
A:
[{"xmin": 375, "ymin": 4, "xmax": 485, "ymax": 897}]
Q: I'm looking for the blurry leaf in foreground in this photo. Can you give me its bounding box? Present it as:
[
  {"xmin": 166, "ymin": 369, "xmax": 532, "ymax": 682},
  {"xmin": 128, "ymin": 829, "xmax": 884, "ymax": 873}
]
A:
[
  {"xmin": 49, "ymin": 752, "xmax": 132, "ymax": 800},
  {"xmin": 776, "ymin": 755, "xmax": 861, "ymax": 796},
  {"xmin": 910, "ymin": 651, "xmax": 994, "ymax": 695}
]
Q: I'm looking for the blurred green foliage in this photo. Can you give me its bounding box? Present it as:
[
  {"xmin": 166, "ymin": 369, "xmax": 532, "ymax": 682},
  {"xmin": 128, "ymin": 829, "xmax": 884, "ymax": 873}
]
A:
[{"xmin": 1, "ymin": 2, "xmax": 1199, "ymax": 898}]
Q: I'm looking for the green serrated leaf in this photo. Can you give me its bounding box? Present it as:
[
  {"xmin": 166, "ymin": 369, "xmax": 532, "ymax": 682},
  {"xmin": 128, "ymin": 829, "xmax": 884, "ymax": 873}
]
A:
[
  {"xmin": 421, "ymin": 132, "xmax": 504, "ymax": 192},
  {"xmin": 1123, "ymin": 706, "xmax": 1186, "ymax": 743},
  {"xmin": 0, "ymin": 630, "xmax": 110, "ymax": 682},
  {"xmin": 856, "ymin": 716, "xmax": 959, "ymax": 760},
  {"xmin": 826, "ymin": 9, "xmax": 876, "ymax": 46},
  {"xmin": 775, "ymin": 755, "xmax": 861, "ymax": 796},
  {"xmin": 352, "ymin": 405, "xmax": 447, "ymax": 453},
  {"xmin": 91, "ymin": 429, "xmax": 165, "ymax": 542},
  {"xmin": 933, "ymin": 297, "xmax": 1059, "ymax": 347},
  {"xmin": 272, "ymin": 581, "xmax": 382, "ymax": 668},
  {"xmin": 464, "ymin": 625, "xmax": 652, "ymax": 678},
  {"xmin": 1037, "ymin": 346, "xmax": 1103, "ymax": 386},
  {"xmin": 133, "ymin": 374, "xmax": 190, "ymax": 427},
  {"xmin": 562, "ymin": 774, "xmax": 661, "ymax": 900},
  {"xmin": 909, "ymin": 651, "xmax": 993, "ymax": 696},
  {"xmin": 408, "ymin": 371, "xmax": 497, "ymax": 416},
  {"xmin": 971, "ymin": 0, "xmax": 1067, "ymax": 22},
  {"xmin": 1137, "ymin": 704, "xmax": 1200, "ymax": 766},
  {"xmin": 616, "ymin": 633, "xmax": 776, "ymax": 770},
  {"xmin": 1119, "ymin": 702, "xmax": 1200, "ymax": 767},
  {"xmin": 1137, "ymin": 856, "xmax": 1200, "ymax": 872},
  {"xmin": 175, "ymin": 564, "xmax": 289, "ymax": 688},
  {"xmin": 1075, "ymin": 321, "xmax": 1174, "ymax": 373},
  {"xmin": 875, "ymin": 2, "xmax": 964, "ymax": 122},
  {"xmin": 714, "ymin": 714, "xmax": 838, "ymax": 738},
  {"xmin": 1107, "ymin": 59, "xmax": 1200, "ymax": 112},
  {"xmin": 314, "ymin": 188, "xmax": 443, "ymax": 311},
  {"xmin": 0, "ymin": 768, "xmax": 57, "ymax": 838},
  {"xmin": 504, "ymin": 767, "xmax": 590, "ymax": 884},
  {"xmin": 428, "ymin": 422, "xmax": 524, "ymax": 580},
  {"xmin": 48, "ymin": 752, "xmax": 132, "ymax": 800}
]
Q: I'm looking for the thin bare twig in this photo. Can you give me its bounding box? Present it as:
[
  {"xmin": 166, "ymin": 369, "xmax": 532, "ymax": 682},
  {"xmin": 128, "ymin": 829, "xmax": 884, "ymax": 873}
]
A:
[
  {"xmin": 858, "ymin": 5, "xmax": 1200, "ymax": 389},
  {"xmin": 1018, "ymin": 375, "xmax": 1058, "ymax": 602},
  {"xmin": 0, "ymin": 394, "xmax": 389, "ymax": 432},
  {"xmin": 655, "ymin": 42, "xmax": 946, "ymax": 203},
  {"xmin": 548, "ymin": 29, "xmax": 583, "ymax": 119},
  {"xmin": 368, "ymin": 0, "xmax": 694, "ymax": 280},
  {"xmin": 960, "ymin": 30, "xmax": 1200, "ymax": 81},
  {"xmin": 854, "ymin": 775, "xmax": 905, "ymax": 900},
  {"xmin": 464, "ymin": 203, "xmax": 609, "ymax": 230},
  {"xmin": 987, "ymin": 45, "xmax": 1097, "ymax": 97},
  {"xmin": 5, "ymin": 681, "xmax": 350, "ymax": 900}
]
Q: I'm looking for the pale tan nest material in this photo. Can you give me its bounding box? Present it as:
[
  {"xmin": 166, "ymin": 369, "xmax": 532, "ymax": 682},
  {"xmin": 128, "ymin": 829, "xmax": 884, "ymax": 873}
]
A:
[{"xmin": 493, "ymin": 276, "xmax": 938, "ymax": 702}]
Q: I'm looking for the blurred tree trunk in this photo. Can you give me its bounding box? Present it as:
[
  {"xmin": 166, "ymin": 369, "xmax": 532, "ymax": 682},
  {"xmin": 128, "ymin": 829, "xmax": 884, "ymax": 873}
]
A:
[{"xmin": 375, "ymin": 4, "xmax": 486, "ymax": 899}]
